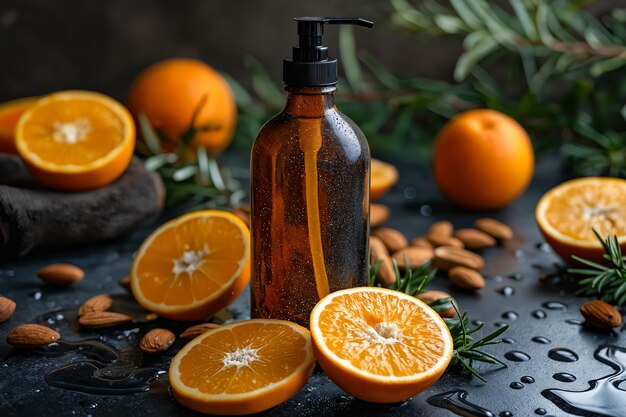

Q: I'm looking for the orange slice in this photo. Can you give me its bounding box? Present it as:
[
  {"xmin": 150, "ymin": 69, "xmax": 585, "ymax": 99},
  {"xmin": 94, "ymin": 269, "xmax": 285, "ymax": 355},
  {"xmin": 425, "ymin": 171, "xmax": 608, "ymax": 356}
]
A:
[
  {"xmin": 310, "ymin": 287, "xmax": 453, "ymax": 403},
  {"xmin": 170, "ymin": 319, "xmax": 315, "ymax": 415},
  {"xmin": 370, "ymin": 158, "xmax": 399, "ymax": 201},
  {"xmin": 15, "ymin": 90, "xmax": 135, "ymax": 190},
  {"xmin": 131, "ymin": 210, "xmax": 250, "ymax": 321},
  {"xmin": 536, "ymin": 177, "xmax": 626, "ymax": 264},
  {"xmin": 0, "ymin": 96, "xmax": 39, "ymax": 153}
]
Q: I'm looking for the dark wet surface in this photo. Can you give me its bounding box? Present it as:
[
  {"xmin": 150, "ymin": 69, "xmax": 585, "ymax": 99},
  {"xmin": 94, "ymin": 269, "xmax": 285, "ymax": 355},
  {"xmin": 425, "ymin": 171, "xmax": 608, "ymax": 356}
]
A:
[{"xmin": 1, "ymin": 152, "xmax": 624, "ymax": 416}]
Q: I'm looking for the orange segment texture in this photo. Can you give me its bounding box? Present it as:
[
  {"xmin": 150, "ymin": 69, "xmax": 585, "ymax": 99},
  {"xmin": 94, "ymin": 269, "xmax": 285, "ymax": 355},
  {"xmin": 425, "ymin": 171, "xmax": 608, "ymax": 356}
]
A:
[
  {"xmin": 131, "ymin": 210, "xmax": 250, "ymax": 320},
  {"xmin": 310, "ymin": 287, "xmax": 453, "ymax": 403},
  {"xmin": 170, "ymin": 319, "xmax": 315, "ymax": 415}
]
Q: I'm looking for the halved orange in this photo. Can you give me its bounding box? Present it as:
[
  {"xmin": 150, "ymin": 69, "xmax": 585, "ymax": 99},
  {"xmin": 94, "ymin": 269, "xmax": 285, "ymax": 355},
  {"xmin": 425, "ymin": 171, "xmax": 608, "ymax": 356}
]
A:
[
  {"xmin": 536, "ymin": 177, "xmax": 626, "ymax": 264},
  {"xmin": 370, "ymin": 158, "xmax": 399, "ymax": 201},
  {"xmin": 0, "ymin": 96, "xmax": 39, "ymax": 153},
  {"xmin": 310, "ymin": 287, "xmax": 453, "ymax": 403},
  {"xmin": 15, "ymin": 90, "xmax": 135, "ymax": 190},
  {"xmin": 131, "ymin": 210, "xmax": 250, "ymax": 321},
  {"xmin": 170, "ymin": 319, "xmax": 315, "ymax": 415}
]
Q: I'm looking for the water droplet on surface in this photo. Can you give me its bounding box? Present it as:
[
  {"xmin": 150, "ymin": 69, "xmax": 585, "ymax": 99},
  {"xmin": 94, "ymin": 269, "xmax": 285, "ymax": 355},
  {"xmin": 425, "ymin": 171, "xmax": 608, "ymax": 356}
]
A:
[
  {"xmin": 548, "ymin": 348, "xmax": 579, "ymax": 363},
  {"xmin": 500, "ymin": 412, "xmax": 513, "ymax": 417},
  {"xmin": 502, "ymin": 338, "xmax": 516, "ymax": 344},
  {"xmin": 514, "ymin": 250, "xmax": 525, "ymax": 258},
  {"xmin": 502, "ymin": 311, "xmax": 518, "ymax": 320},
  {"xmin": 509, "ymin": 273, "xmax": 524, "ymax": 281},
  {"xmin": 534, "ymin": 408, "xmax": 546, "ymax": 415},
  {"xmin": 419, "ymin": 205, "xmax": 432, "ymax": 217},
  {"xmin": 510, "ymin": 382, "xmax": 524, "ymax": 389},
  {"xmin": 532, "ymin": 310, "xmax": 547, "ymax": 319},
  {"xmin": 472, "ymin": 320, "xmax": 485, "ymax": 327},
  {"xmin": 552, "ymin": 372, "xmax": 576, "ymax": 383},
  {"xmin": 32, "ymin": 291, "xmax": 42, "ymax": 300},
  {"xmin": 427, "ymin": 390, "xmax": 495, "ymax": 417},
  {"xmin": 494, "ymin": 322, "xmax": 508, "ymax": 328},
  {"xmin": 536, "ymin": 242, "xmax": 552, "ymax": 252},
  {"xmin": 488, "ymin": 275, "xmax": 503, "ymax": 282},
  {"xmin": 504, "ymin": 351, "xmax": 531, "ymax": 362},
  {"xmin": 532, "ymin": 336, "xmax": 551, "ymax": 344},
  {"xmin": 521, "ymin": 376, "xmax": 535, "ymax": 384},
  {"xmin": 403, "ymin": 186, "xmax": 417, "ymax": 200},
  {"xmin": 565, "ymin": 319, "xmax": 584, "ymax": 326},
  {"xmin": 542, "ymin": 301, "xmax": 567, "ymax": 311},
  {"xmin": 498, "ymin": 286, "xmax": 515, "ymax": 297}
]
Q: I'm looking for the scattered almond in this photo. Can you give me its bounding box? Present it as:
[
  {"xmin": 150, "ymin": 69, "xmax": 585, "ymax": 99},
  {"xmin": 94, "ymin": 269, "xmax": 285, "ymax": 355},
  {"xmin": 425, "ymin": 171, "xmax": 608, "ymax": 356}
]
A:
[
  {"xmin": 139, "ymin": 328, "xmax": 175, "ymax": 354},
  {"xmin": 78, "ymin": 294, "xmax": 113, "ymax": 316},
  {"xmin": 475, "ymin": 218, "xmax": 513, "ymax": 241},
  {"xmin": 118, "ymin": 276, "xmax": 131, "ymax": 292},
  {"xmin": 37, "ymin": 263, "xmax": 84, "ymax": 286},
  {"xmin": 580, "ymin": 300, "xmax": 622, "ymax": 329},
  {"xmin": 417, "ymin": 290, "xmax": 456, "ymax": 318},
  {"xmin": 78, "ymin": 311, "xmax": 132, "ymax": 329},
  {"xmin": 425, "ymin": 221, "xmax": 463, "ymax": 248},
  {"xmin": 369, "ymin": 236, "xmax": 396, "ymax": 287},
  {"xmin": 180, "ymin": 322, "xmax": 221, "ymax": 339},
  {"xmin": 373, "ymin": 228, "xmax": 408, "ymax": 253},
  {"xmin": 448, "ymin": 267, "xmax": 485, "ymax": 290},
  {"xmin": 433, "ymin": 246, "xmax": 485, "ymax": 271},
  {"xmin": 6, "ymin": 324, "xmax": 60, "ymax": 348},
  {"xmin": 0, "ymin": 296, "xmax": 16, "ymax": 323},
  {"xmin": 454, "ymin": 228, "xmax": 496, "ymax": 251},
  {"xmin": 411, "ymin": 237, "xmax": 433, "ymax": 250},
  {"xmin": 392, "ymin": 247, "xmax": 434, "ymax": 269},
  {"xmin": 370, "ymin": 204, "xmax": 390, "ymax": 228},
  {"xmin": 428, "ymin": 235, "xmax": 464, "ymax": 248}
]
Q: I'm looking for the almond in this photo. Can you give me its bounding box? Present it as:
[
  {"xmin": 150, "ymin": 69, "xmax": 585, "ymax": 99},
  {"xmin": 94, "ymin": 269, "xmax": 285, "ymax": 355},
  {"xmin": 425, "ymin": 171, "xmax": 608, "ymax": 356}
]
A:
[
  {"xmin": 369, "ymin": 236, "xmax": 396, "ymax": 287},
  {"xmin": 180, "ymin": 322, "xmax": 221, "ymax": 339},
  {"xmin": 139, "ymin": 328, "xmax": 175, "ymax": 354},
  {"xmin": 475, "ymin": 218, "xmax": 513, "ymax": 240},
  {"xmin": 118, "ymin": 276, "xmax": 131, "ymax": 292},
  {"xmin": 411, "ymin": 237, "xmax": 433, "ymax": 250},
  {"xmin": 370, "ymin": 204, "xmax": 390, "ymax": 228},
  {"xmin": 433, "ymin": 246, "xmax": 485, "ymax": 271},
  {"xmin": 37, "ymin": 263, "xmax": 84, "ymax": 286},
  {"xmin": 454, "ymin": 228, "xmax": 496, "ymax": 251},
  {"xmin": 0, "ymin": 296, "xmax": 16, "ymax": 323},
  {"xmin": 416, "ymin": 290, "xmax": 456, "ymax": 318},
  {"xmin": 78, "ymin": 294, "xmax": 113, "ymax": 316},
  {"xmin": 448, "ymin": 266, "xmax": 485, "ymax": 290},
  {"xmin": 78, "ymin": 311, "xmax": 132, "ymax": 329},
  {"xmin": 392, "ymin": 247, "xmax": 434, "ymax": 269},
  {"xmin": 6, "ymin": 324, "xmax": 60, "ymax": 348},
  {"xmin": 427, "ymin": 235, "xmax": 464, "ymax": 248},
  {"xmin": 372, "ymin": 228, "xmax": 408, "ymax": 253},
  {"xmin": 580, "ymin": 300, "xmax": 622, "ymax": 329}
]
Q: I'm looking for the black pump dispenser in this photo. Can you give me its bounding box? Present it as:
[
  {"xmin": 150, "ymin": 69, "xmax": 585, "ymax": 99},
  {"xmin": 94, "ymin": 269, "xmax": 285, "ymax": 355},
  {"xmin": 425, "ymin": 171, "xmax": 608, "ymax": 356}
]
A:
[{"xmin": 283, "ymin": 17, "xmax": 373, "ymax": 87}]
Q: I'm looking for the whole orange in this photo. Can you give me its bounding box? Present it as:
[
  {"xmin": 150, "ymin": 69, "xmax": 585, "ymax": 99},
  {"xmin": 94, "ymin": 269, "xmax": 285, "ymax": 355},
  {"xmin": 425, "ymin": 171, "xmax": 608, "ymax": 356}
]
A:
[
  {"xmin": 128, "ymin": 58, "xmax": 236, "ymax": 156},
  {"xmin": 432, "ymin": 109, "xmax": 534, "ymax": 210}
]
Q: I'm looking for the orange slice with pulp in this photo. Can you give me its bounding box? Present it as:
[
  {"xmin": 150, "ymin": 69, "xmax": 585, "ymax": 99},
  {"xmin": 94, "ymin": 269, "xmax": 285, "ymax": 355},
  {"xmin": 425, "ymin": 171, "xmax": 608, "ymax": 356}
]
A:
[
  {"xmin": 131, "ymin": 210, "xmax": 250, "ymax": 320},
  {"xmin": 169, "ymin": 319, "xmax": 315, "ymax": 415}
]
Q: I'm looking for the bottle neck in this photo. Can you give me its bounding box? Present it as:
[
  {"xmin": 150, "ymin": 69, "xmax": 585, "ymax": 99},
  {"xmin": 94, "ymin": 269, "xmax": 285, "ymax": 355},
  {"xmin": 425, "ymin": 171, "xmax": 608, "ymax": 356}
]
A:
[{"xmin": 283, "ymin": 85, "xmax": 336, "ymax": 118}]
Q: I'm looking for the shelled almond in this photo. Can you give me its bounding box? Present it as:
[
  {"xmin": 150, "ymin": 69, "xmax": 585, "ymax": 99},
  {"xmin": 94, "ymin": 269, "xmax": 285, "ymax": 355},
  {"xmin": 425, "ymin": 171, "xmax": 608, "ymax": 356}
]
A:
[
  {"xmin": 78, "ymin": 294, "xmax": 113, "ymax": 316},
  {"xmin": 453, "ymin": 229, "xmax": 496, "ymax": 250},
  {"xmin": 78, "ymin": 311, "xmax": 132, "ymax": 329},
  {"xmin": 37, "ymin": 263, "xmax": 84, "ymax": 286},
  {"xmin": 410, "ymin": 237, "xmax": 433, "ymax": 250},
  {"xmin": 475, "ymin": 218, "xmax": 513, "ymax": 240},
  {"xmin": 580, "ymin": 300, "xmax": 622, "ymax": 329},
  {"xmin": 426, "ymin": 221, "xmax": 463, "ymax": 248},
  {"xmin": 180, "ymin": 322, "xmax": 221, "ymax": 340},
  {"xmin": 6, "ymin": 324, "xmax": 60, "ymax": 348},
  {"xmin": 392, "ymin": 247, "xmax": 434, "ymax": 269},
  {"xmin": 449, "ymin": 267, "xmax": 485, "ymax": 290},
  {"xmin": 369, "ymin": 236, "xmax": 396, "ymax": 287},
  {"xmin": 0, "ymin": 296, "xmax": 16, "ymax": 323},
  {"xmin": 416, "ymin": 290, "xmax": 456, "ymax": 318},
  {"xmin": 139, "ymin": 328, "xmax": 175, "ymax": 354},
  {"xmin": 372, "ymin": 228, "xmax": 408, "ymax": 253},
  {"xmin": 370, "ymin": 204, "xmax": 390, "ymax": 228},
  {"xmin": 432, "ymin": 246, "xmax": 485, "ymax": 271}
]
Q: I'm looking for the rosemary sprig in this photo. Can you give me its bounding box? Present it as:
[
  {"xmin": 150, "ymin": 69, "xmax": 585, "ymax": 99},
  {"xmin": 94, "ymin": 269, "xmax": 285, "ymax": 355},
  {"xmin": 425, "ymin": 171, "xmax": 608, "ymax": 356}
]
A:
[
  {"xmin": 369, "ymin": 260, "xmax": 508, "ymax": 381},
  {"xmin": 570, "ymin": 228, "xmax": 626, "ymax": 306}
]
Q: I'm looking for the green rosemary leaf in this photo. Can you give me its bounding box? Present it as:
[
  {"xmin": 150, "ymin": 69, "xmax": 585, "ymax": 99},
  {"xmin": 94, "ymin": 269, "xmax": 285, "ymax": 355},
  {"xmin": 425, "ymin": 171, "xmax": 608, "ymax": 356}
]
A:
[
  {"xmin": 472, "ymin": 324, "xmax": 509, "ymax": 346},
  {"xmin": 137, "ymin": 113, "xmax": 163, "ymax": 155}
]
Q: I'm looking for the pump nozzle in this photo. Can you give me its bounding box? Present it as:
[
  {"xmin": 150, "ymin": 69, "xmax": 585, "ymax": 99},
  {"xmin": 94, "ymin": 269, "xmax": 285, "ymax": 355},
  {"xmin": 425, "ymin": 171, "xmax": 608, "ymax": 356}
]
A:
[{"xmin": 283, "ymin": 16, "xmax": 374, "ymax": 87}]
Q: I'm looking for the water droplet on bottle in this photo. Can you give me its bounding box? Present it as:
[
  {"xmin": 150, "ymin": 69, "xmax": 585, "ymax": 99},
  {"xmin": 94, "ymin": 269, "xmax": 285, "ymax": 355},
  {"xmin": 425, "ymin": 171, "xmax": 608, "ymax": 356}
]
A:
[
  {"xmin": 532, "ymin": 310, "xmax": 547, "ymax": 319},
  {"xmin": 565, "ymin": 319, "xmax": 584, "ymax": 326},
  {"xmin": 532, "ymin": 336, "xmax": 551, "ymax": 344},
  {"xmin": 521, "ymin": 376, "xmax": 535, "ymax": 384},
  {"xmin": 552, "ymin": 372, "xmax": 576, "ymax": 382},
  {"xmin": 509, "ymin": 273, "xmax": 524, "ymax": 281},
  {"xmin": 504, "ymin": 351, "xmax": 531, "ymax": 362},
  {"xmin": 548, "ymin": 348, "xmax": 578, "ymax": 362},
  {"xmin": 510, "ymin": 382, "xmax": 524, "ymax": 389},
  {"xmin": 498, "ymin": 286, "xmax": 515, "ymax": 297},
  {"xmin": 502, "ymin": 311, "xmax": 518, "ymax": 320},
  {"xmin": 543, "ymin": 301, "xmax": 567, "ymax": 310},
  {"xmin": 534, "ymin": 408, "xmax": 547, "ymax": 415},
  {"xmin": 502, "ymin": 337, "xmax": 516, "ymax": 344}
]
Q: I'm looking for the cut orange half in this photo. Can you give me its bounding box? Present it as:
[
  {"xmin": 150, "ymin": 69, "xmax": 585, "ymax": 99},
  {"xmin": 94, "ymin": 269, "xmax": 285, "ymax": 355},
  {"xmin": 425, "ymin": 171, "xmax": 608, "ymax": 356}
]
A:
[
  {"xmin": 0, "ymin": 96, "xmax": 39, "ymax": 153},
  {"xmin": 536, "ymin": 177, "xmax": 626, "ymax": 264},
  {"xmin": 15, "ymin": 90, "xmax": 135, "ymax": 190},
  {"xmin": 131, "ymin": 210, "xmax": 250, "ymax": 321},
  {"xmin": 169, "ymin": 319, "xmax": 315, "ymax": 415},
  {"xmin": 370, "ymin": 158, "xmax": 399, "ymax": 201},
  {"xmin": 310, "ymin": 287, "xmax": 453, "ymax": 403}
]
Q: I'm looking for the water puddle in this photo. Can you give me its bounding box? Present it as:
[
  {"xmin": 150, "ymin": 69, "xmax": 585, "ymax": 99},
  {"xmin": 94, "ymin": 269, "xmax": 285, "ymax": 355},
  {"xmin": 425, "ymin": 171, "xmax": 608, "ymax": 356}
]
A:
[{"xmin": 427, "ymin": 389, "xmax": 495, "ymax": 417}]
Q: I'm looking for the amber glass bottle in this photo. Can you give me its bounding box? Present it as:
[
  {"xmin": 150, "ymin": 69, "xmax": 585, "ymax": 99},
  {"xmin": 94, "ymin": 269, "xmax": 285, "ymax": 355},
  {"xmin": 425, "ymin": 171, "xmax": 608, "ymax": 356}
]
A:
[{"xmin": 250, "ymin": 17, "xmax": 373, "ymax": 327}]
